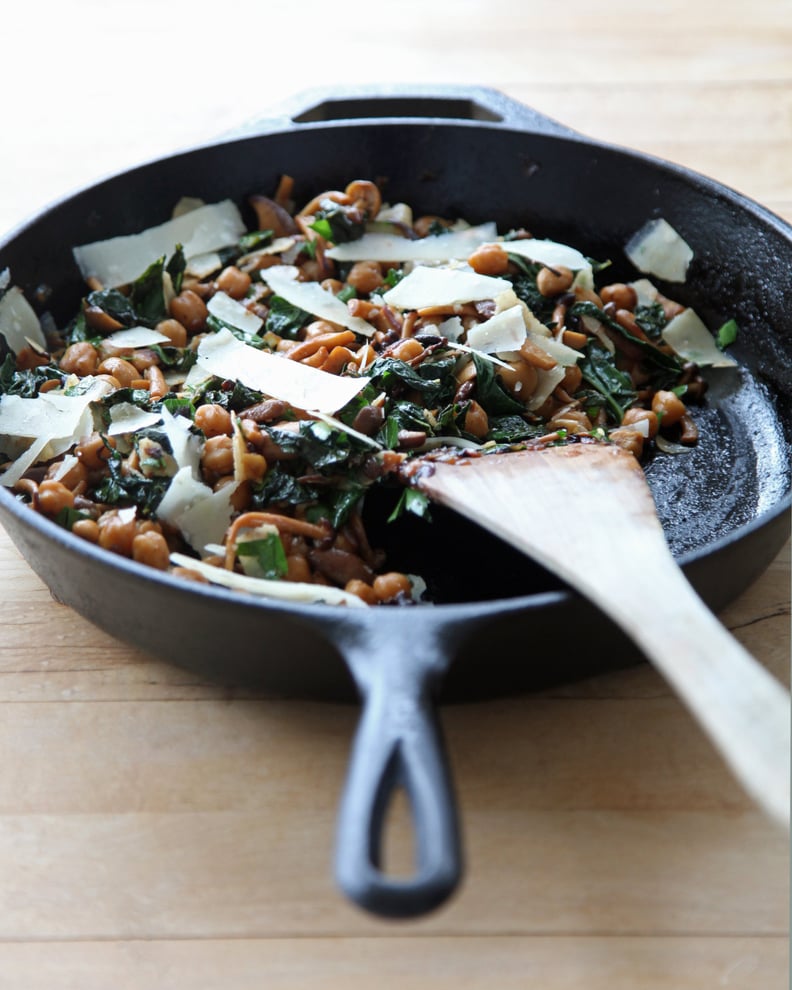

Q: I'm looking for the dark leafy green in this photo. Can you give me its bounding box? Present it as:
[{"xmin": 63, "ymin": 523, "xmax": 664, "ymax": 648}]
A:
[
  {"xmin": 471, "ymin": 353, "xmax": 524, "ymax": 415},
  {"xmin": 578, "ymin": 343, "xmax": 636, "ymax": 421},
  {"xmin": 265, "ymin": 295, "xmax": 311, "ymax": 339},
  {"xmin": 93, "ymin": 452, "xmax": 170, "ymax": 516},
  {"xmin": 0, "ymin": 355, "xmax": 62, "ymax": 397}
]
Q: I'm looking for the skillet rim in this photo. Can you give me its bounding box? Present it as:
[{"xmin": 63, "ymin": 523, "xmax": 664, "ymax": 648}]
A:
[{"xmin": 0, "ymin": 111, "xmax": 789, "ymax": 624}]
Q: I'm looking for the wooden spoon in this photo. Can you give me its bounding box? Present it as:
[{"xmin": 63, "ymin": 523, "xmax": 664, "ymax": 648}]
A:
[{"xmin": 404, "ymin": 441, "xmax": 790, "ymax": 827}]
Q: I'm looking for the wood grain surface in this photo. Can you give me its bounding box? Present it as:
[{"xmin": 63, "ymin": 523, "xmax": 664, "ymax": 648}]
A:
[{"xmin": 0, "ymin": 1, "xmax": 789, "ymax": 987}]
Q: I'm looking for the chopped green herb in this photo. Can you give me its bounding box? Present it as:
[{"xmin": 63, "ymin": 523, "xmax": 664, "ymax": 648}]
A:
[
  {"xmin": 388, "ymin": 487, "xmax": 432, "ymax": 523},
  {"xmin": 236, "ymin": 532, "xmax": 288, "ymax": 580},
  {"xmin": 717, "ymin": 318, "xmax": 739, "ymax": 350}
]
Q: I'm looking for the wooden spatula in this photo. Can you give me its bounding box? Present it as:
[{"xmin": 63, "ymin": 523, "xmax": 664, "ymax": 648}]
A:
[{"xmin": 404, "ymin": 441, "xmax": 790, "ymax": 826}]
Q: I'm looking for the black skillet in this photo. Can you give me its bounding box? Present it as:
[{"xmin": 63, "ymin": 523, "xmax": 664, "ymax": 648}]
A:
[{"xmin": 0, "ymin": 86, "xmax": 789, "ymax": 918}]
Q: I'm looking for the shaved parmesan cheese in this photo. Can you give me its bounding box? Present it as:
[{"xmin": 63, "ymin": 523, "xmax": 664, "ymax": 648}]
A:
[
  {"xmin": 499, "ymin": 238, "xmax": 591, "ymax": 271},
  {"xmin": 156, "ymin": 467, "xmax": 236, "ymax": 556},
  {"xmin": 168, "ymin": 552, "xmax": 368, "ymax": 607},
  {"xmin": 436, "ymin": 316, "xmax": 464, "ymax": 341},
  {"xmin": 466, "ymin": 305, "xmax": 526, "ymax": 354},
  {"xmin": 0, "ymin": 436, "xmax": 50, "ymax": 487},
  {"xmin": 207, "ymin": 291, "xmax": 263, "ymax": 335},
  {"xmin": 73, "ymin": 200, "xmax": 246, "ymax": 288},
  {"xmin": 525, "ymin": 332, "xmax": 581, "ymax": 367},
  {"xmin": 661, "ymin": 308, "xmax": 737, "ymax": 367},
  {"xmin": 0, "ymin": 379, "xmax": 108, "ymax": 485},
  {"xmin": 261, "ymin": 267, "xmax": 376, "ymax": 337},
  {"xmin": 382, "ymin": 266, "xmax": 511, "ymax": 311},
  {"xmin": 0, "ymin": 286, "xmax": 47, "ymax": 354},
  {"xmin": 326, "ymin": 223, "xmax": 497, "ymax": 263},
  {"xmin": 196, "ymin": 329, "xmax": 367, "ymax": 413},
  {"xmin": 375, "ymin": 202, "xmax": 413, "ymax": 225},
  {"xmin": 185, "ymin": 251, "xmax": 223, "ymax": 279},
  {"xmin": 526, "ymin": 365, "xmax": 566, "ymax": 411},
  {"xmin": 107, "ymin": 403, "xmax": 163, "ymax": 436},
  {"xmin": 625, "ymin": 218, "xmax": 693, "ymax": 283},
  {"xmin": 446, "ymin": 342, "xmax": 512, "ymax": 369},
  {"xmin": 159, "ymin": 406, "xmax": 202, "ymax": 476},
  {"xmin": 629, "ymin": 278, "xmax": 659, "ymax": 308},
  {"xmin": 104, "ymin": 326, "xmax": 171, "ymax": 349},
  {"xmin": 172, "ymin": 196, "xmax": 205, "ymax": 218}
]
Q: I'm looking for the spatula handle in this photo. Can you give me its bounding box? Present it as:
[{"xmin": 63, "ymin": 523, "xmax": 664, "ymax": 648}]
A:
[{"xmin": 614, "ymin": 560, "xmax": 790, "ymax": 826}]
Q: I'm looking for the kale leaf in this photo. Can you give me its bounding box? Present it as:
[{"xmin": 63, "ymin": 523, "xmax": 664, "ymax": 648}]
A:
[
  {"xmin": 0, "ymin": 355, "xmax": 62, "ymax": 397},
  {"xmin": 265, "ymin": 295, "xmax": 311, "ymax": 340},
  {"xmin": 578, "ymin": 342, "xmax": 636, "ymax": 421}
]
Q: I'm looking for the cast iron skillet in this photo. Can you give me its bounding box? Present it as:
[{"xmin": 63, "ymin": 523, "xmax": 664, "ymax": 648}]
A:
[{"xmin": 0, "ymin": 87, "xmax": 790, "ymax": 918}]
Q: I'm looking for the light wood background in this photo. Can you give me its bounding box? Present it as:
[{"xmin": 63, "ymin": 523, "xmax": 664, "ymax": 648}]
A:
[{"xmin": 0, "ymin": 1, "xmax": 789, "ymax": 987}]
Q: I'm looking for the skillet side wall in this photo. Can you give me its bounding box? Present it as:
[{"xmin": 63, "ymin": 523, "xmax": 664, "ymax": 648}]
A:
[{"xmin": 0, "ymin": 120, "xmax": 789, "ymax": 698}]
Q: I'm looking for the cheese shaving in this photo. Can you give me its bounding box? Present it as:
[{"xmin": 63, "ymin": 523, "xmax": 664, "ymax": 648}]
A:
[
  {"xmin": 73, "ymin": 200, "xmax": 246, "ymax": 288},
  {"xmin": 499, "ymin": 238, "xmax": 592, "ymax": 271},
  {"xmin": 325, "ymin": 223, "xmax": 497, "ymax": 262},
  {"xmin": 625, "ymin": 218, "xmax": 693, "ymax": 283},
  {"xmin": 207, "ymin": 291, "xmax": 263, "ymax": 335},
  {"xmin": 381, "ymin": 266, "xmax": 512, "ymax": 310},
  {"xmin": 0, "ymin": 285, "xmax": 47, "ymax": 354},
  {"xmin": 661, "ymin": 308, "xmax": 738, "ymax": 367},
  {"xmin": 104, "ymin": 326, "xmax": 172, "ymax": 349},
  {"xmin": 466, "ymin": 305, "xmax": 526, "ymax": 354},
  {"xmin": 195, "ymin": 328, "xmax": 367, "ymax": 413},
  {"xmin": 261, "ymin": 266, "xmax": 376, "ymax": 337},
  {"xmin": 168, "ymin": 552, "xmax": 368, "ymax": 607}
]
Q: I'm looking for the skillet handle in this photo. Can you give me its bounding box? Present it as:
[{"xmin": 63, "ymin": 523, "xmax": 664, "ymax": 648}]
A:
[
  {"xmin": 229, "ymin": 85, "xmax": 578, "ymax": 140},
  {"xmin": 333, "ymin": 616, "xmax": 461, "ymax": 918}
]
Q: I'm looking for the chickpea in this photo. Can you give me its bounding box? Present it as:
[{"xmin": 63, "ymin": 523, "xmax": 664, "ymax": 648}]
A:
[
  {"xmin": 45, "ymin": 458, "xmax": 87, "ymax": 490},
  {"xmin": 97, "ymin": 356, "xmax": 138, "ymax": 388},
  {"xmin": 372, "ymin": 571, "xmax": 412, "ymax": 603},
  {"xmin": 201, "ymin": 435, "xmax": 235, "ymax": 480},
  {"xmin": 622, "ymin": 407, "xmax": 659, "ymax": 438},
  {"xmin": 467, "ymin": 243, "xmax": 510, "ymax": 276},
  {"xmin": 132, "ymin": 530, "xmax": 170, "ymax": 570},
  {"xmin": 59, "ymin": 341, "xmax": 98, "ymax": 376},
  {"xmin": 286, "ymin": 554, "xmax": 312, "ymax": 583},
  {"xmin": 155, "ymin": 318, "xmax": 188, "ymax": 348},
  {"xmin": 97, "ymin": 511, "xmax": 137, "ymax": 557},
  {"xmin": 608, "ymin": 427, "xmax": 645, "ymax": 458},
  {"xmin": 496, "ymin": 359, "xmax": 538, "ymax": 398},
  {"xmin": 600, "ymin": 283, "xmax": 638, "ymax": 311},
  {"xmin": 463, "ymin": 400, "xmax": 489, "ymax": 438},
  {"xmin": 391, "ymin": 338, "xmax": 424, "ymax": 362},
  {"xmin": 536, "ymin": 265, "xmax": 574, "ymax": 297},
  {"xmin": 345, "ymin": 578, "xmax": 379, "ymax": 605},
  {"xmin": 215, "ymin": 265, "xmax": 252, "ymax": 300},
  {"xmin": 72, "ymin": 518, "xmax": 100, "ymax": 544},
  {"xmin": 194, "ymin": 403, "xmax": 233, "ymax": 437},
  {"xmin": 651, "ymin": 389, "xmax": 686, "ymax": 427},
  {"xmin": 169, "ymin": 290, "xmax": 208, "ymax": 334},
  {"xmin": 561, "ymin": 364, "xmax": 583, "ymax": 393},
  {"xmin": 37, "ymin": 480, "xmax": 75, "ymax": 516},
  {"xmin": 346, "ymin": 261, "xmax": 384, "ymax": 295},
  {"xmin": 75, "ymin": 433, "xmax": 115, "ymax": 471}
]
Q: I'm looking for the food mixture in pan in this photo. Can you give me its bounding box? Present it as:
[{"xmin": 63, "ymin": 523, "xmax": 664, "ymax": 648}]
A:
[{"xmin": 0, "ymin": 178, "xmax": 738, "ymax": 606}]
